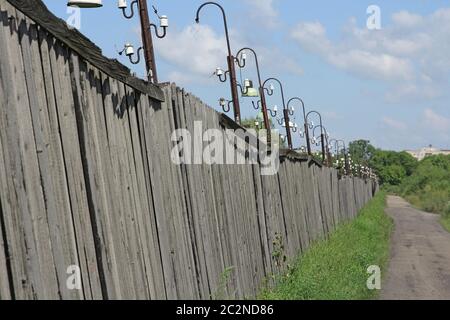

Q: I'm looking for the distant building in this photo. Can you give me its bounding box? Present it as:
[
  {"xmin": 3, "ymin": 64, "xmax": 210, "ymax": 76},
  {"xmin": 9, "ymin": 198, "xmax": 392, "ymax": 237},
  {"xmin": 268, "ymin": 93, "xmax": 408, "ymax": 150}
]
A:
[{"xmin": 405, "ymin": 145, "xmax": 450, "ymax": 161}]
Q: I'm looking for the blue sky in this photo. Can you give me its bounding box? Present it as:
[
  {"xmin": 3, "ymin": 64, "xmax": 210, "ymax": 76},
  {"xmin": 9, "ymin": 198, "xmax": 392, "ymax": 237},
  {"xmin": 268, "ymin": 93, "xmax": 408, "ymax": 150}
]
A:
[{"xmin": 44, "ymin": 0, "xmax": 450, "ymax": 151}]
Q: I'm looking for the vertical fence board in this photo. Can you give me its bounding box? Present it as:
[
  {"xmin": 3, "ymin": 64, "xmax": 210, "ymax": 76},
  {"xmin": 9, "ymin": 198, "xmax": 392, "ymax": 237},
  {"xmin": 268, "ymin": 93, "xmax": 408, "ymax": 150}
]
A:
[
  {"xmin": 101, "ymin": 75, "xmax": 139, "ymax": 299},
  {"xmin": 0, "ymin": 1, "xmax": 29, "ymax": 299},
  {"xmin": 134, "ymin": 91, "xmax": 167, "ymax": 300},
  {"xmin": 80, "ymin": 66, "xmax": 123, "ymax": 299},
  {"xmin": 35, "ymin": 28, "xmax": 80, "ymax": 300},
  {"xmin": 180, "ymin": 92, "xmax": 217, "ymax": 299}
]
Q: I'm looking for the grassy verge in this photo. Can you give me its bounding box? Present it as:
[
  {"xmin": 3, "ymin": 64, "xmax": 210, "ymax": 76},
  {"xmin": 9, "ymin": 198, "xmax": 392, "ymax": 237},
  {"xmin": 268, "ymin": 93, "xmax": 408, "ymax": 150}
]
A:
[
  {"xmin": 405, "ymin": 193, "xmax": 450, "ymax": 233},
  {"xmin": 441, "ymin": 215, "xmax": 450, "ymax": 233},
  {"xmin": 260, "ymin": 192, "xmax": 392, "ymax": 300}
]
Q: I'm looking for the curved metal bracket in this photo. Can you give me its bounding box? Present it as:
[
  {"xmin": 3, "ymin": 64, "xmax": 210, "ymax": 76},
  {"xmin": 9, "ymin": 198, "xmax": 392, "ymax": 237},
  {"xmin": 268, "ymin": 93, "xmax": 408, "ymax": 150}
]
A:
[
  {"xmin": 151, "ymin": 5, "xmax": 168, "ymax": 39},
  {"xmin": 251, "ymin": 100, "xmax": 262, "ymax": 110},
  {"xmin": 150, "ymin": 24, "xmax": 167, "ymax": 39},
  {"xmin": 267, "ymin": 108, "xmax": 277, "ymax": 118},
  {"xmin": 219, "ymin": 98, "xmax": 233, "ymax": 113},
  {"xmin": 129, "ymin": 47, "xmax": 143, "ymax": 65},
  {"xmin": 121, "ymin": 0, "xmax": 138, "ymax": 19},
  {"xmin": 264, "ymin": 87, "xmax": 274, "ymax": 96},
  {"xmin": 223, "ymin": 101, "xmax": 232, "ymax": 113},
  {"xmin": 235, "ymin": 56, "xmax": 246, "ymax": 69},
  {"xmin": 237, "ymin": 83, "xmax": 253, "ymax": 95},
  {"xmin": 218, "ymin": 70, "xmax": 230, "ymax": 83}
]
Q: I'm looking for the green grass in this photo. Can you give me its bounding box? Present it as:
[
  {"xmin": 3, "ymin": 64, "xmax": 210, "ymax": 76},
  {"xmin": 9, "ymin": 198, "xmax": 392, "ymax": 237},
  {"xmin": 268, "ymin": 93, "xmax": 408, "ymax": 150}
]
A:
[
  {"xmin": 441, "ymin": 215, "xmax": 450, "ymax": 233},
  {"xmin": 260, "ymin": 192, "xmax": 392, "ymax": 300},
  {"xmin": 405, "ymin": 193, "xmax": 450, "ymax": 233},
  {"xmin": 391, "ymin": 154, "xmax": 450, "ymax": 233}
]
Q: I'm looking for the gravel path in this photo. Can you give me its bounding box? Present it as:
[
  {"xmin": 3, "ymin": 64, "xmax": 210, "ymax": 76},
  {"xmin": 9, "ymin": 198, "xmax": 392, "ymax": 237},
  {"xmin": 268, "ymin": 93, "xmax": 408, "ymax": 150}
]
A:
[{"xmin": 380, "ymin": 196, "xmax": 450, "ymax": 300}]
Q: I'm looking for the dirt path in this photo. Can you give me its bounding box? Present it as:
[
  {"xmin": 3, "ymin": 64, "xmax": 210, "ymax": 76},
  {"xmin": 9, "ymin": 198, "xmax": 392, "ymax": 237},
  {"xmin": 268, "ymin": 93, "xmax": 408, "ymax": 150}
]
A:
[{"xmin": 380, "ymin": 196, "xmax": 450, "ymax": 300}]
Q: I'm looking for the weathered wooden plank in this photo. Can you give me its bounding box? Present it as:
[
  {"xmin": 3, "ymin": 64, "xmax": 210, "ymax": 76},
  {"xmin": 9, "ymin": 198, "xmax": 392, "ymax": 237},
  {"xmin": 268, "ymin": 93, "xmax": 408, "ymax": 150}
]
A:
[
  {"xmin": 302, "ymin": 162, "xmax": 323, "ymax": 242},
  {"xmin": 251, "ymin": 163, "xmax": 273, "ymax": 281},
  {"xmin": 101, "ymin": 74, "xmax": 140, "ymax": 299},
  {"xmin": 219, "ymin": 115, "xmax": 251, "ymax": 296},
  {"xmin": 260, "ymin": 169, "xmax": 286, "ymax": 276},
  {"xmin": 70, "ymin": 54, "xmax": 127, "ymax": 299},
  {"xmin": 248, "ymin": 164, "xmax": 271, "ymax": 290},
  {"xmin": 0, "ymin": 3, "xmax": 21, "ymax": 300},
  {"xmin": 85, "ymin": 66, "xmax": 124, "ymax": 299},
  {"xmin": 225, "ymin": 169, "xmax": 248, "ymax": 296},
  {"xmin": 139, "ymin": 84, "xmax": 177, "ymax": 299},
  {"xmin": 17, "ymin": 11, "xmax": 65, "ymax": 299},
  {"xmin": 330, "ymin": 169, "xmax": 340, "ymax": 226},
  {"xmin": 35, "ymin": 27, "xmax": 82, "ymax": 300},
  {"xmin": 126, "ymin": 87, "xmax": 167, "ymax": 300},
  {"xmin": 321, "ymin": 167, "xmax": 335, "ymax": 233},
  {"xmin": 0, "ymin": 176, "xmax": 11, "ymax": 300},
  {"xmin": 278, "ymin": 161, "xmax": 302, "ymax": 259},
  {"xmin": 294, "ymin": 161, "xmax": 310, "ymax": 251},
  {"xmin": 134, "ymin": 92, "xmax": 167, "ymax": 300},
  {"xmin": 291, "ymin": 160, "xmax": 305, "ymax": 252},
  {"xmin": 120, "ymin": 82, "xmax": 149, "ymax": 300},
  {"xmin": 48, "ymin": 37, "xmax": 101, "ymax": 300},
  {"xmin": 340, "ymin": 178, "xmax": 349, "ymax": 221},
  {"xmin": 315, "ymin": 167, "xmax": 329, "ymax": 236},
  {"xmin": 139, "ymin": 83, "xmax": 200, "ymax": 299},
  {"xmin": 349, "ymin": 178, "xmax": 357, "ymax": 218},
  {"xmin": 225, "ymin": 121, "xmax": 264, "ymax": 297},
  {"xmin": 166, "ymin": 84, "xmax": 200, "ymax": 299},
  {"xmin": 299, "ymin": 161, "xmax": 313, "ymax": 243},
  {"xmin": 181, "ymin": 91, "xmax": 224, "ymax": 299},
  {"xmin": 0, "ymin": 1, "xmax": 47, "ymax": 299}
]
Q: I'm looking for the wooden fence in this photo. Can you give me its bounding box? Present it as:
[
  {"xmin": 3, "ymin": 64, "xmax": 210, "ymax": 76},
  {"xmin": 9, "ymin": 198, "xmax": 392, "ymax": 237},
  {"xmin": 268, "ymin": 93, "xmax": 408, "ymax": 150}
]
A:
[{"xmin": 0, "ymin": 0, "xmax": 377, "ymax": 300}]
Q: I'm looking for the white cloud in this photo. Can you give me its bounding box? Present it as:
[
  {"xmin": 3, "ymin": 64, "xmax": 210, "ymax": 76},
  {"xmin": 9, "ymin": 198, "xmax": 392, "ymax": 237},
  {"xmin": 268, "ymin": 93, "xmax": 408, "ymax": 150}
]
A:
[
  {"xmin": 323, "ymin": 111, "xmax": 343, "ymax": 120},
  {"xmin": 382, "ymin": 36, "xmax": 430, "ymax": 56},
  {"xmin": 392, "ymin": 11, "xmax": 424, "ymax": 28},
  {"xmin": 423, "ymin": 109, "xmax": 450, "ymax": 132},
  {"xmin": 329, "ymin": 50, "xmax": 415, "ymax": 81},
  {"xmin": 291, "ymin": 22, "xmax": 414, "ymax": 82},
  {"xmin": 290, "ymin": 8, "xmax": 450, "ymax": 102},
  {"xmin": 385, "ymin": 83, "xmax": 440, "ymax": 102},
  {"xmin": 250, "ymin": 46, "xmax": 304, "ymax": 76},
  {"xmin": 382, "ymin": 117, "xmax": 407, "ymax": 131},
  {"xmin": 243, "ymin": 0, "xmax": 279, "ymax": 29},
  {"xmin": 165, "ymin": 71, "xmax": 215, "ymax": 86},
  {"xmin": 157, "ymin": 24, "xmax": 228, "ymax": 76},
  {"xmin": 376, "ymin": 110, "xmax": 450, "ymax": 150},
  {"xmin": 290, "ymin": 22, "xmax": 331, "ymax": 54},
  {"xmin": 156, "ymin": 23, "xmax": 304, "ymax": 86}
]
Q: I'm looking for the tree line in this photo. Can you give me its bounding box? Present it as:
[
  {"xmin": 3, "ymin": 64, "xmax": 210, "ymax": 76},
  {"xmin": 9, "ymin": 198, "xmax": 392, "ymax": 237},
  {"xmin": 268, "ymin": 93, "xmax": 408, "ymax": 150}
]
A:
[{"xmin": 348, "ymin": 140, "xmax": 450, "ymax": 230}]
